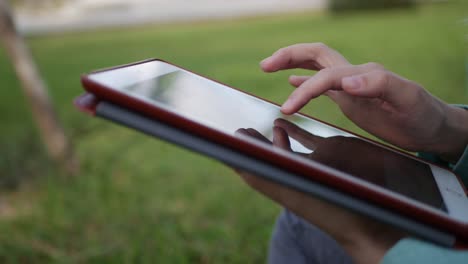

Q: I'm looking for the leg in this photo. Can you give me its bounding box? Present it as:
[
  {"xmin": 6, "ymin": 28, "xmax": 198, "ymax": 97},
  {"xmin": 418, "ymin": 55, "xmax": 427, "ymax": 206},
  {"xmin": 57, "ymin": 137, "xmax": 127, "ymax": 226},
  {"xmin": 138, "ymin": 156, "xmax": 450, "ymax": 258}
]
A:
[{"xmin": 268, "ymin": 209, "xmax": 353, "ymax": 264}]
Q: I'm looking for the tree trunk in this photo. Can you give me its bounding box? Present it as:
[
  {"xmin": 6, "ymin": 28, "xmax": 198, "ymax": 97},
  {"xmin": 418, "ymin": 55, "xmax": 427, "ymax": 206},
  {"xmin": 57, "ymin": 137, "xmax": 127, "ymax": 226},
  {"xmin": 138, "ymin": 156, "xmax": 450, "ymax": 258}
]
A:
[{"xmin": 0, "ymin": 0, "xmax": 78, "ymax": 175}]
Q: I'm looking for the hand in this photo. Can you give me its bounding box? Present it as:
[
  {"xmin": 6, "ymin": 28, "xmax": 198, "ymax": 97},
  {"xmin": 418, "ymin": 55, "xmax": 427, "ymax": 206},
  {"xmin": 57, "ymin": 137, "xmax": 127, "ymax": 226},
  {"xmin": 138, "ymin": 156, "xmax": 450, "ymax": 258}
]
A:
[
  {"xmin": 260, "ymin": 43, "xmax": 468, "ymax": 163},
  {"xmin": 235, "ymin": 125, "xmax": 405, "ymax": 264},
  {"xmin": 271, "ymin": 118, "xmax": 444, "ymax": 207}
]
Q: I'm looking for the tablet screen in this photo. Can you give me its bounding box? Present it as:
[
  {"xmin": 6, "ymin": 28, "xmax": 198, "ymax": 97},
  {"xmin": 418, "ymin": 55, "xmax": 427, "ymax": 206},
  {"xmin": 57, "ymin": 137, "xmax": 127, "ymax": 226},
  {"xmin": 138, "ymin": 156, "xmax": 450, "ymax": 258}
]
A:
[{"xmin": 95, "ymin": 65, "xmax": 446, "ymax": 211}]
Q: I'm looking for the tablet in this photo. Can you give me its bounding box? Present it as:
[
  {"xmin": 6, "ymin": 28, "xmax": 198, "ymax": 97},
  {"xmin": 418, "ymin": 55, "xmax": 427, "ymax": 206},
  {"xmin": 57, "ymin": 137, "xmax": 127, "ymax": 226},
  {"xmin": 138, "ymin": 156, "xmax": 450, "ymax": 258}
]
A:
[{"xmin": 77, "ymin": 59, "xmax": 468, "ymax": 246}]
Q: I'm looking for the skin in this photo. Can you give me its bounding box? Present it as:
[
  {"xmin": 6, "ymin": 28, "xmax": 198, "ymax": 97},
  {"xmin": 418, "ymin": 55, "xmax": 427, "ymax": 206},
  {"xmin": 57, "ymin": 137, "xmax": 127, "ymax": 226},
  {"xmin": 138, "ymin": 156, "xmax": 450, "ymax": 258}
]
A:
[{"xmin": 236, "ymin": 43, "xmax": 468, "ymax": 264}]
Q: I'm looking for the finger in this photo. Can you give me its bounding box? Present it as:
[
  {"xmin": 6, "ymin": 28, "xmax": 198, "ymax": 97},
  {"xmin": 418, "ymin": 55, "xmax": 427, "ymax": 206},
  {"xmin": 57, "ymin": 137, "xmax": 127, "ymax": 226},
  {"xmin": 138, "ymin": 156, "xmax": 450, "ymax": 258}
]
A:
[
  {"xmin": 246, "ymin": 128, "xmax": 272, "ymax": 144},
  {"xmin": 235, "ymin": 128, "xmax": 249, "ymax": 136},
  {"xmin": 281, "ymin": 66, "xmax": 359, "ymax": 114},
  {"xmin": 274, "ymin": 119, "xmax": 322, "ymax": 150},
  {"xmin": 235, "ymin": 128, "xmax": 271, "ymax": 144},
  {"xmin": 272, "ymin": 126, "xmax": 292, "ymax": 151},
  {"xmin": 289, "ymin": 75, "xmax": 310, "ymax": 87},
  {"xmin": 260, "ymin": 43, "xmax": 350, "ymax": 72},
  {"xmin": 281, "ymin": 63, "xmax": 382, "ymax": 114},
  {"xmin": 341, "ymin": 69, "xmax": 421, "ymax": 109},
  {"xmin": 324, "ymin": 90, "xmax": 339, "ymax": 99},
  {"xmin": 325, "ymin": 90, "xmax": 356, "ymax": 107}
]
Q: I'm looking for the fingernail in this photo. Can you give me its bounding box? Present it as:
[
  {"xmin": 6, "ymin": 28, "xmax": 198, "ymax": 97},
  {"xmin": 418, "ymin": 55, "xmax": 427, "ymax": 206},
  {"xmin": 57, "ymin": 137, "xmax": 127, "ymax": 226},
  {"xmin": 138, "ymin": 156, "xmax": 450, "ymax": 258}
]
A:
[
  {"xmin": 281, "ymin": 99, "xmax": 294, "ymax": 114},
  {"xmin": 342, "ymin": 76, "xmax": 362, "ymax": 89}
]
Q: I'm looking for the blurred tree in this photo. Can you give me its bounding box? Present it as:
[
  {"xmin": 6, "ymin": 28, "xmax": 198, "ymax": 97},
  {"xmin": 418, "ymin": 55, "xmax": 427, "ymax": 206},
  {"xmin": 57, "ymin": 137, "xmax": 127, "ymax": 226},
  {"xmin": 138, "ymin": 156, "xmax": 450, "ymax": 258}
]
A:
[
  {"xmin": 329, "ymin": 0, "xmax": 415, "ymax": 12},
  {"xmin": 0, "ymin": 0, "xmax": 78, "ymax": 175}
]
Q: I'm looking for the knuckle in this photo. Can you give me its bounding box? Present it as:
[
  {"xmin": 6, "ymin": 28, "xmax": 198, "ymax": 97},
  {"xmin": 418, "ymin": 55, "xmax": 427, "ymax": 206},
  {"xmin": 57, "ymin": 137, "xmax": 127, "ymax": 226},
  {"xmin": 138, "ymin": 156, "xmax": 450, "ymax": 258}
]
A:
[
  {"xmin": 318, "ymin": 67, "xmax": 339, "ymax": 81},
  {"xmin": 318, "ymin": 67, "xmax": 333, "ymax": 76},
  {"xmin": 372, "ymin": 69, "xmax": 390, "ymax": 88},
  {"xmin": 364, "ymin": 62, "xmax": 385, "ymax": 70},
  {"xmin": 312, "ymin": 42, "xmax": 329, "ymax": 53},
  {"xmin": 411, "ymin": 82, "xmax": 426, "ymax": 98},
  {"xmin": 273, "ymin": 47, "xmax": 288, "ymax": 57}
]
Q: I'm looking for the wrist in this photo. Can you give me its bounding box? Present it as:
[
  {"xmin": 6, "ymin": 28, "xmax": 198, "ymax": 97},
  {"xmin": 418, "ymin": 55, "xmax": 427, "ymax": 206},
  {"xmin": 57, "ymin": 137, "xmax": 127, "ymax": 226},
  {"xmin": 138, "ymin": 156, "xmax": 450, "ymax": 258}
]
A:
[{"xmin": 432, "ymin": 105, "xmax": 468, "ymax": 164}]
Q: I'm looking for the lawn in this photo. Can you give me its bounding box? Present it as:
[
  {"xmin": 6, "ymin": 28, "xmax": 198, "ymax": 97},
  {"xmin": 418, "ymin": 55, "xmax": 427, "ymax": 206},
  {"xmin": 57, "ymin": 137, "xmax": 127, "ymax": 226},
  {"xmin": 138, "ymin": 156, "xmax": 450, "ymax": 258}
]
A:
[{"xmin": 0, "ymin": 3, "xmax": 467, "ymax": 263}]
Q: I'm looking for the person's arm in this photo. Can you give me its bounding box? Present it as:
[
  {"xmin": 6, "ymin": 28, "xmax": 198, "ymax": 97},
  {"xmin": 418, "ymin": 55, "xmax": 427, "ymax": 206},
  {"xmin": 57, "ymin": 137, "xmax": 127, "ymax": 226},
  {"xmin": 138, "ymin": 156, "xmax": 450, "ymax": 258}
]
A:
[{"xmin": 236, "ymin": 43, "xmax": 468, "ymax": 264}]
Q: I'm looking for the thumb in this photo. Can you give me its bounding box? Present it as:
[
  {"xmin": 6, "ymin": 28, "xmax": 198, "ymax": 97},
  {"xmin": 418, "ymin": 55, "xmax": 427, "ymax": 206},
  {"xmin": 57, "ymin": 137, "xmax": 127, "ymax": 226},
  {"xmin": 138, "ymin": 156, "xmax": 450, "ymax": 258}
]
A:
[
  {"xmin": 272, "ymin": 126, "xmax": 292, "ymax": 151},
  {"xmin": 341, "ymin": 70, "xmax": 419, "ymax": 108}
]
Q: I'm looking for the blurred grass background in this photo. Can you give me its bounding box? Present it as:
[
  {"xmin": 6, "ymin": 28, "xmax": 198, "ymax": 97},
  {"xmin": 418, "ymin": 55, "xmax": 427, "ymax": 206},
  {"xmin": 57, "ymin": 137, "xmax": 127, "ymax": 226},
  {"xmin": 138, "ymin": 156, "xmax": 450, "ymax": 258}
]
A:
[{"xmin": 0, "ymin": 2, "xmax": 467, "ymax": 263}]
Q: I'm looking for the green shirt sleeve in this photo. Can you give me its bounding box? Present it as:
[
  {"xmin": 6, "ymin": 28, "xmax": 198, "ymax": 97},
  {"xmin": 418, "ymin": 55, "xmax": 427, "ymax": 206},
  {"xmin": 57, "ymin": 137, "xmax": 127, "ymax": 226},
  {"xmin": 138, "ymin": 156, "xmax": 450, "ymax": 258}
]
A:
[
  {"xmin": 451, "ymin": 104, "xmax": 468, "ymax": 186},
  {"xmin": 382, "ymin": 105, "xmax": 468, "ymax": 264},
  {"xmin": 382, "ymin": 238, "xmax": 468, "ymax": 264}
]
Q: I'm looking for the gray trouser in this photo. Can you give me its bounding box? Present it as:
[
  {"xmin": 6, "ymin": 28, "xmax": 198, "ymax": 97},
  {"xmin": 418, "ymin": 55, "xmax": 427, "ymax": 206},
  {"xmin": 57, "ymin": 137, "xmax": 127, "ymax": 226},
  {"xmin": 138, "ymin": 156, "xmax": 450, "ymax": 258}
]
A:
[{"xmin": 268, "ymin": 210, "xmax": 354, "ymax": 264}]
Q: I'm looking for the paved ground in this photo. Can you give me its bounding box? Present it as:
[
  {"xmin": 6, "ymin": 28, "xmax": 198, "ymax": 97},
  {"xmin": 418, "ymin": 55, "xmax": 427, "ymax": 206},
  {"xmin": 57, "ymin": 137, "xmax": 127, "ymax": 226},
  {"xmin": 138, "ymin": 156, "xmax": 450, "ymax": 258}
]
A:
[{"xmin": 14, "ymin": 0, "xmax": 326, "ymax": 35}]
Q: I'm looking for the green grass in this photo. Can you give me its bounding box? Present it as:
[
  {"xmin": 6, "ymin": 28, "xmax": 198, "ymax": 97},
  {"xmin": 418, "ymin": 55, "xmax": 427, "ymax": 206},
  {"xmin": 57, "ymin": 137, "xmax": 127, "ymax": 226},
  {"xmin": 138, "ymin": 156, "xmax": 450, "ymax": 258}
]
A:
[{"xmin": 0, "ymin": 3, "xmax": 467, "ymax": 263}]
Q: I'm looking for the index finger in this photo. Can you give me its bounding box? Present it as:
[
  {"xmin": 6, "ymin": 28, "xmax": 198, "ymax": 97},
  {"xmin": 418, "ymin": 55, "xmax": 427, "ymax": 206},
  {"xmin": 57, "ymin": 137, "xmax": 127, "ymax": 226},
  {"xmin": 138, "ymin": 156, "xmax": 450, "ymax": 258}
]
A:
[
  {"xmin": 260, "ymin": 43, "xmax": 350, "ymax": 72},
  {"xmin": 281, "ymin": 63, "xmax": 376, "ymax": 114}
]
